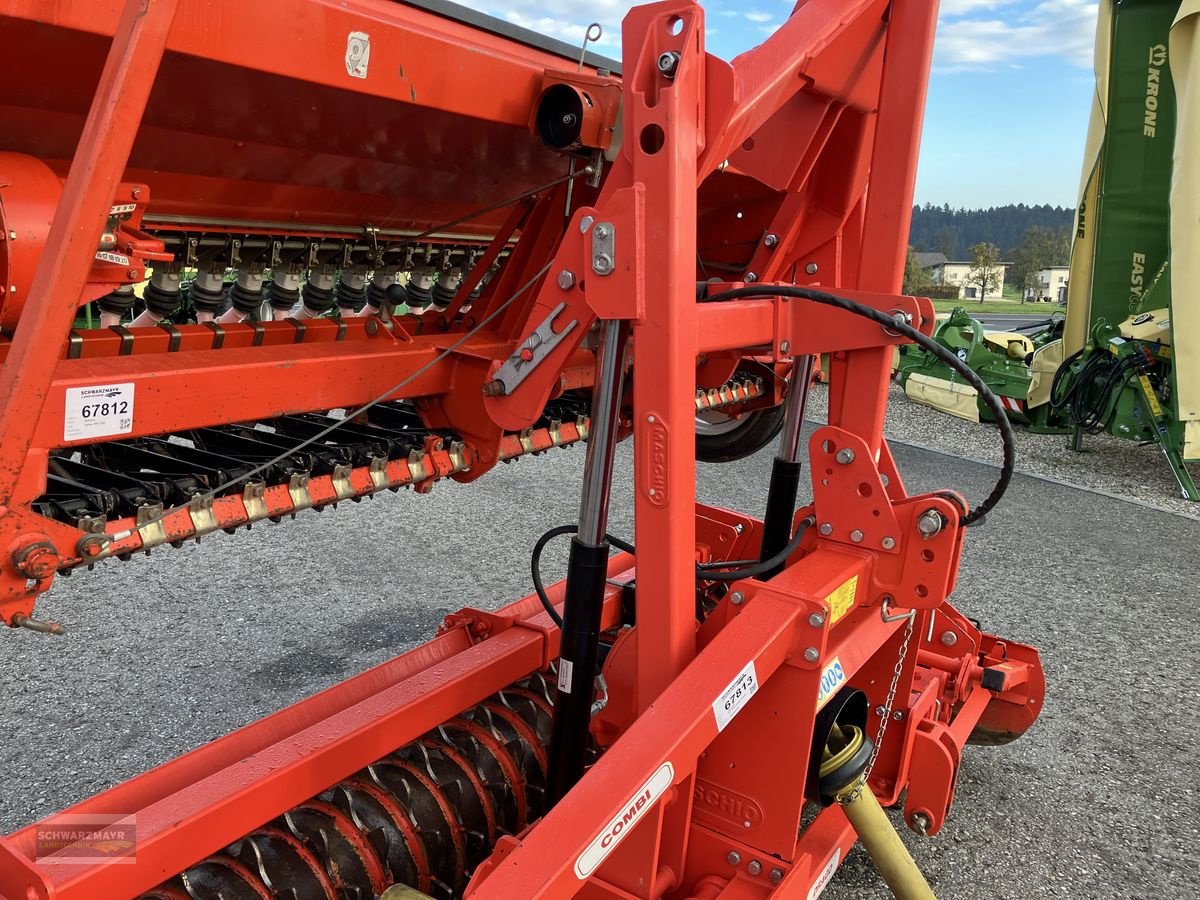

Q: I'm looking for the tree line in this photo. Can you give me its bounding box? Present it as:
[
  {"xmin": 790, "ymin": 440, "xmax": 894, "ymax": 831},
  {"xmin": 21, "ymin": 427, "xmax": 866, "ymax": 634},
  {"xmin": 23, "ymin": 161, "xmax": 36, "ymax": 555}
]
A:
[
  {"xmin": 910, "ymin": 203, "xmax": 1074, "ymax": 260},
  {"xmin": 906, "ymin": 204, "xmax": 1074, "ymax": 301}
]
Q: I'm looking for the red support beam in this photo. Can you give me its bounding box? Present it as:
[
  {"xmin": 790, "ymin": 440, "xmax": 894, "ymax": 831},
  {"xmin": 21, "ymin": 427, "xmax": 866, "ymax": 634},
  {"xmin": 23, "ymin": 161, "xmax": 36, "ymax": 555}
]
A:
[{"xmin": 0, "ymin": 0, "xmax": 180, "ymax": 505}]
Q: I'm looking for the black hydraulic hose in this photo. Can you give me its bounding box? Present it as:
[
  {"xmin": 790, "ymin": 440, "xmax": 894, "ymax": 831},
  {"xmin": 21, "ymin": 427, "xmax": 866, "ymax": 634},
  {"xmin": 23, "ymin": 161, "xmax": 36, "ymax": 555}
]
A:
[
  {"xmin": 533, "ymin": 515, "xmax": 815, "ymax": 625},
  {"xmin": 531, "ymin": 525, "xmax": 634, "ymax": 627},
  {"xmin": 699, "ymin": 515, "xmax": 816, "ymax": 582},
  {"xmin": 1049, "ymin": 348, "xmax": 1088, "ymax": 410},
  {"xmin": 1051, "ymin": 347, "xmax": 1143, "ymax": 434},
  {"xmin": 699, "ymin": 285, "xmax": 1015, "ymax": 526}
]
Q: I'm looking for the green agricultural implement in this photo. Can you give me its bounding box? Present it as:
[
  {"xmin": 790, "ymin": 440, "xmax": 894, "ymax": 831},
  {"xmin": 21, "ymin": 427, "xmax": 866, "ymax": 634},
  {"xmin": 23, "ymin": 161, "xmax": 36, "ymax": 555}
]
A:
[
  {"xmin": 896, "ymin": 307, "xmax": 1066, "ymax": 431},
  {"xmin": 898, "ymin": 0, "xmax": 1200, "ymax": 500}
]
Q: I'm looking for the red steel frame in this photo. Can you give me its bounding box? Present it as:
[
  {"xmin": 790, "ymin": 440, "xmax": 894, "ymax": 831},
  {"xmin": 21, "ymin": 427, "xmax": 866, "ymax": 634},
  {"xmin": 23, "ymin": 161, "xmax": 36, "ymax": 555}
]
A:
[{"xmin": 0, "ymin": 1, "xmax": 1045, "ymax": 898}]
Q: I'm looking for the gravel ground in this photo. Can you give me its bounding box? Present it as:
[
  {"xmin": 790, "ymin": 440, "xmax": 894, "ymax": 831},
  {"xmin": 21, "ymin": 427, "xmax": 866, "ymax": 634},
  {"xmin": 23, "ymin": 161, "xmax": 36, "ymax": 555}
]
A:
[
  {"xmin": 1, "ymin": 421, "xmax": 1196, "ymax": 899},
  {"xmin": 807, "ymin": 382, "xmax": 1200, "ymax": 520}
]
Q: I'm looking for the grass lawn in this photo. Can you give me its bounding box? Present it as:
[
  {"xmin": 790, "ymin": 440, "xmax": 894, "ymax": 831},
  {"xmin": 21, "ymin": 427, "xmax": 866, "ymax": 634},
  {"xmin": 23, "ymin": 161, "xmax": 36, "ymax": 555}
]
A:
[{"xmin": 930, "ymin": 298, "xmax": 1055, "ymax": 315}]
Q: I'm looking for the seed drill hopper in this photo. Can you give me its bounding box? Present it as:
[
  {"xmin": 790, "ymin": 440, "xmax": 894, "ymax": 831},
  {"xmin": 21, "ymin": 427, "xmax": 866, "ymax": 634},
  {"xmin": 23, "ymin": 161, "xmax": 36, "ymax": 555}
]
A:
[{"xmin": 0, "ymin": 1, "xmax": 1045, "ymax": 898}]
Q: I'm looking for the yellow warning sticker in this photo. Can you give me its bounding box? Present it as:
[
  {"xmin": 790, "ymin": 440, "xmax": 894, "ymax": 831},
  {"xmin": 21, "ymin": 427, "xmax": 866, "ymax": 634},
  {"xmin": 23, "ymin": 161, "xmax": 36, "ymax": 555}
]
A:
[
  {"xmin": 1137, "ymin": 374, "xmax": 1164, "ymax": 418},
  {"xmin": 826, "ymin": 576, "xmax": 858, "ymax": 623}
]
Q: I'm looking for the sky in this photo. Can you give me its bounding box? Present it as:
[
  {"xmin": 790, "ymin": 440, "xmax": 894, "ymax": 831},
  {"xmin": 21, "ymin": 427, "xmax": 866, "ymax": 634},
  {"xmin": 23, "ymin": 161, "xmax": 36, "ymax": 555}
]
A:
[{"xmin": 458, "ymin": 0, "xmax": 1101, "ymax": 210}]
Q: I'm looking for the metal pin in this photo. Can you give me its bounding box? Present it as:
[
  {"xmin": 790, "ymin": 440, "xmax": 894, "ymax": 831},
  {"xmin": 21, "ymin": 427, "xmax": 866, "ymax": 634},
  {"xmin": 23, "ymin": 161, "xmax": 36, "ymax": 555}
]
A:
[{"xmin": 11, "ymin": 614, "xmax": 65, "ymax": 636}]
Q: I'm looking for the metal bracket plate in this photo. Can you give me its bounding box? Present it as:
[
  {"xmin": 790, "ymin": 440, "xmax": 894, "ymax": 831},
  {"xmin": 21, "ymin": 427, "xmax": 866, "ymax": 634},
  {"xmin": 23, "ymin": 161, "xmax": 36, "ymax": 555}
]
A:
[{"xmin": 491, "ymin": 301, "xmax": 579, "ymax": 395}]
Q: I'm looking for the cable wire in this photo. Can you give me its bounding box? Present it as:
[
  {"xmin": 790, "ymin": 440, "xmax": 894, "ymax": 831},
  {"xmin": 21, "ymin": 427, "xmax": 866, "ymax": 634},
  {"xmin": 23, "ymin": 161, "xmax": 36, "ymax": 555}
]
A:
[
  {"xmin": 530, "ymin": 525, "xmax": 635, "ymax": 626},
  {"xmin": 531, "ymin": 515, "xmax": 816, "ymax": 626},
  {"xmin": 698, "ymin": 284, "xmax": 1015, "ymax": 525},
  {"xmin": 110, "ymin": 262, "xmax": 553, "ymax": 542},
  {"xmin": 698, "ymin": 515, "xmax": 816, "ymax": 582}
]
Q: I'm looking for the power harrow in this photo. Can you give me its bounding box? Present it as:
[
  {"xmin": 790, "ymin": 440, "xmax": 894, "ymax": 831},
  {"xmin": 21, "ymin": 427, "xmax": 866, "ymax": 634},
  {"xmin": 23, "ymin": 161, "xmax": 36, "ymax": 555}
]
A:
[{"xmin": 0, "ymin": 1, "xmax": 1046, "ymax": 898}]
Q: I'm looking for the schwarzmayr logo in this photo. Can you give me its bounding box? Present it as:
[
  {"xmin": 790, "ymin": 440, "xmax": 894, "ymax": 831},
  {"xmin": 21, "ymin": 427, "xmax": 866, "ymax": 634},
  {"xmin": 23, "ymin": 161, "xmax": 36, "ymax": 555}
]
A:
[
  {"xmin": 1144, "ymin": 44, "xmax": 1167, "ymax": 138},
  {"xmin": 81, "ymin": 388, "xmax": 121, "ymax": 399}
]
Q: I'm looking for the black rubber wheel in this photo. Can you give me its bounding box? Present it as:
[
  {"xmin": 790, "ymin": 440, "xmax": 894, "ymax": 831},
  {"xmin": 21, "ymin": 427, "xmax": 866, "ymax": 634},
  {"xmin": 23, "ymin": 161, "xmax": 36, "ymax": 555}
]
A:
[{"xmin": 695, "ymin": 404, "xmax": 786, "ymax": 463}]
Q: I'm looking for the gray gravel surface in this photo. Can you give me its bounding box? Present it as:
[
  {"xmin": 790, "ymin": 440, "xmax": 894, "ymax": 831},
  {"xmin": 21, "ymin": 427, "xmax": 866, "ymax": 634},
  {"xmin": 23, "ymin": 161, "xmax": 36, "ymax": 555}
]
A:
[
  {"xmin": 807, "ymin": 382, "xmax": 1200, "ymax": 520},
  {"xmin": 1, "ymin": 428, "xmax": 1196, "ymax": 899}
]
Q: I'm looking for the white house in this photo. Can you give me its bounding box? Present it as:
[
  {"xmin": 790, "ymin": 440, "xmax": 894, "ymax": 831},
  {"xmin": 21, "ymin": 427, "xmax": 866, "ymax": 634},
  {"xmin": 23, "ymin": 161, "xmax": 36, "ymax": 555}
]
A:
[
  {"xmin": 915, "ymin": 252, "xmax": 1008, "ymax": 301},
  {"xmin": 1024, "ymin": 266, "xmax": 1069, "ymax": 303}
]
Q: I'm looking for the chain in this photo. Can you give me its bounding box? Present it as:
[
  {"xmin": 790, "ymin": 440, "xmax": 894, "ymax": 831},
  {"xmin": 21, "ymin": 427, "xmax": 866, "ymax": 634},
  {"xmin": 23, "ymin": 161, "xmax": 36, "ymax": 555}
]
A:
[{"xmin": 867, "ymin": 610, "xmax": 914, "ymax": 779}]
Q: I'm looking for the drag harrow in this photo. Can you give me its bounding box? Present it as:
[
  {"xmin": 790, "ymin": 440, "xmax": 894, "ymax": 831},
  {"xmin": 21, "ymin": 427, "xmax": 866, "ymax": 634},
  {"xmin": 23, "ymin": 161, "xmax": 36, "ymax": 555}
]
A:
[{"xmin": 31, "ymin": 376, "xmax": 764, "ymax": 576}]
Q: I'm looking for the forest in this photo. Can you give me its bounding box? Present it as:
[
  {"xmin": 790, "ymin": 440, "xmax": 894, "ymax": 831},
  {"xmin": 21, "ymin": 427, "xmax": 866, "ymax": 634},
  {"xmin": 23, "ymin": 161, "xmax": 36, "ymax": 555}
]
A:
[{"xmin": 909, "ymin": 204, "xmax": 1075, "ymax": 260}]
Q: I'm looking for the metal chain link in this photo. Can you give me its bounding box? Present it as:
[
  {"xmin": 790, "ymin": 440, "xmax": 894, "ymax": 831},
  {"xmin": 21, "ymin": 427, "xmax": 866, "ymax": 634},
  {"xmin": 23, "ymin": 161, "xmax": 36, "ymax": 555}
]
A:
[
  {"xmin": 835, "ymin": 607, "xmax": 907, "ymax": 811},
  {"xmin": 866, "ymin": 610, "xmax": 914, "ymax": 779}
]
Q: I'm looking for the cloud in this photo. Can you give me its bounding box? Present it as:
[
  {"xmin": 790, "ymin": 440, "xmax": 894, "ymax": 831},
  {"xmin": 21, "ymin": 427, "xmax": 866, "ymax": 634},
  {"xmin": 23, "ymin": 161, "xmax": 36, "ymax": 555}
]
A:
[
  {"xmin": 940, "ymin": 0, "xmax": 1020, "ymax": 15},
  {"xmin": 935, "ymin": 0, "xmax": 1099, "ymax": 71},
  {"xmin": 447, "ymin": 0, "xmax": 1098, "ymax": 72}
]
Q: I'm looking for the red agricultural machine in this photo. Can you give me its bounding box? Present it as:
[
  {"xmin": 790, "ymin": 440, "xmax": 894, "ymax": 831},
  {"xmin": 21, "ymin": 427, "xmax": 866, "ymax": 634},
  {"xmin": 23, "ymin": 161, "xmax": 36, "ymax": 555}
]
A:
[{"xmin": 0, "ymin": 1, "xmax": 1045, "ymax": 898}]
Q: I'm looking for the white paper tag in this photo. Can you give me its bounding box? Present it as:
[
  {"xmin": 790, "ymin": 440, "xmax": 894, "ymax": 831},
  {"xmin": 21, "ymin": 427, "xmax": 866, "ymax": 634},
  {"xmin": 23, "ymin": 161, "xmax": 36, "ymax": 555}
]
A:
[
  {"xmin": 712, "ymin": 661, "xmax": 758, "ymax": 732},
  {"xmin": 94, "ymin": 250, "xmax": 130, "ymax": 266},
  {"xmin": 557, "ymin": 658, "xmax": 574, "ymax": 693},
  {"xmin": 807, "ymin": 848, "xmax": 841, "ymax": 899},
  {"xmin": 64, "ymin": 383, "xmax": 135, "ymax": 441},
  {"xmin": 345, "ymin": 31, "xmax": 370, "ymax": 78}
]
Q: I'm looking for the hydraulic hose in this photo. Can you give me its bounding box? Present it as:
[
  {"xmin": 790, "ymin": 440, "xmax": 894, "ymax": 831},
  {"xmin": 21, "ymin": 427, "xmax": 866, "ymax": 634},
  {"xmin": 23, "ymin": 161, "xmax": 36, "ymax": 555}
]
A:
[{"xmin": 699, "ymin": 285, "xmax": 1015, "ymax": 526}]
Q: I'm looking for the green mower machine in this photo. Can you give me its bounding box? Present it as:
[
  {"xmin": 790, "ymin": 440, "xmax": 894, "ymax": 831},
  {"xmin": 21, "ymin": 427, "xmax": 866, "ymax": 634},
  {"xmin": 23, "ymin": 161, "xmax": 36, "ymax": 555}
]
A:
[{"xmin": 898, "ymin": 0, "xmax": 1200, "ymax": 500}]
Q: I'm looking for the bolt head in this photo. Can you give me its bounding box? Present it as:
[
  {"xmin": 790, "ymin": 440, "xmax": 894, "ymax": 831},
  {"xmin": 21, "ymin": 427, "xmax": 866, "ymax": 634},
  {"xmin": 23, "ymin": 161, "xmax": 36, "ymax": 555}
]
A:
[
  {"xmin": 917, "ymin": 509, "xmax": 943, "ymax": 537},
  {"xmin": 835, "ymin": 448, "xmax": 856, "ymax": 465},
  {"xmin": 763, "ymin": 233, "xmax": 779, "ymax": 248},
  {"xmin": 748, "ymin": 861, "xmax": 763, "ymax": 876},
  {"xmin": 729, "ymin": 591, "xmax": 745, "ymax": 606},
  {"xmin": 818, "ymin": 523, "xmax": 833, "ymax": 536},
  {"xmin": 875, "ymin": 705, "xmax": 887, "ymax": 716},
  {"xmin": 745, "ymin": 272, "xmax": 758, "ymax": 283},
  {"xmin": 808, "ymin": 611, "xmax": 825, "ymax": 628},
  {"xmin": 556, "ymin": 270, "xmax": 576, "ymax": 290},
  {"xmin": 850, "ymin": 530, "xmax": 864, "ymax": 543},
  {"xmin": 940, "ymin": 630, "xmax": 958, "ymax": 646},
  {"xmin": 657, "ymin": 51, "xmax": 679, "ymax": 74},
  {"xmin": 579, "ymin": 215, "xmax": 595, "ymax": 233},
  {"xmin": 770, "ymin": 868, "xmax": 784, "ymax": 884},
  {"xmin": 806, "ymin": 262, "xmax": 819, "ymax": 275},
  {"xmin": 881, "ymin": 536, "xmax": 896, "ymax": 550},
  {"xmin": 727, "ymin": 851, "xmax": 742, "ymax": 866},
  {"xmin": 592, "ymin": 253, "xmax": 614, "ymax": 275},
  {"xmin": 594, "ymin": 224, "xmax": 610, "ymax": 239},
  {"xmin": 15, "ymin": 544, "xmax": 58, "ymax": 580},
  {"xmin": 892, "ymin": 710, "xmax": 904, "ymax": 721},
  {"xmin": 803, "ymin": 646, "xmax": 819, "ymax": 662},
  {"xmin": 779, "ymin": 340, "xmax": 789, "ymax": 353}
]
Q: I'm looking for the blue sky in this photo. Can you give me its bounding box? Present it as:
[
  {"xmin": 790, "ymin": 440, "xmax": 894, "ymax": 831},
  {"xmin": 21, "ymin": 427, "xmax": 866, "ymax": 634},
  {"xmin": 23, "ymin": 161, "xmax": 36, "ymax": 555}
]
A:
[{"xmin": 460, "ymin": 0, "xmax": 1100, "ymax": 210}]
